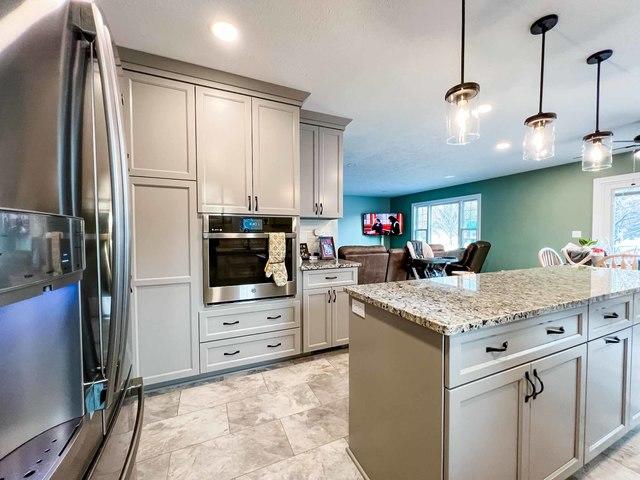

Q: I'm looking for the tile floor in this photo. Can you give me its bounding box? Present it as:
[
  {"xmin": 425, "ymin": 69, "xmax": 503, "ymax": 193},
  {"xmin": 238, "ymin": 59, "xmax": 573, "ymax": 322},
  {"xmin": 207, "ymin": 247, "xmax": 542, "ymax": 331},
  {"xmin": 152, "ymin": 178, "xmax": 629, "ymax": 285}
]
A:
[{"xmin": 133, "ymin": 347, "xmax": 640, "ymax": 480}]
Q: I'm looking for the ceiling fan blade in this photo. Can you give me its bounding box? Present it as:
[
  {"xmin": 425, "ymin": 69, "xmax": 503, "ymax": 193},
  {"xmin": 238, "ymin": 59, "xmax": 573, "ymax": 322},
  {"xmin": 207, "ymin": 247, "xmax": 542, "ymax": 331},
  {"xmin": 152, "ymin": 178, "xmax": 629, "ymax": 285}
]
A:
[{"xmin": 613, "ymin": 140, "xmax": 634, "ymax": 143}]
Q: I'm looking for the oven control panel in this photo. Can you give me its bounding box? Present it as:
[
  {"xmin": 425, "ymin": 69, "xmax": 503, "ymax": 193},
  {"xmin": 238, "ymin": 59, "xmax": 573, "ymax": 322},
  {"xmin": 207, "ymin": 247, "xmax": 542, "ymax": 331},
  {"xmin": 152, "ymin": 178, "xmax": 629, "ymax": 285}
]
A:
[
  {"xmin": 241, "ymin": 217, "xmax": 263, "ymax": 232},
  {"xmin": 205, "ymin": 215, "xmax": 295, "ymax": 234}
]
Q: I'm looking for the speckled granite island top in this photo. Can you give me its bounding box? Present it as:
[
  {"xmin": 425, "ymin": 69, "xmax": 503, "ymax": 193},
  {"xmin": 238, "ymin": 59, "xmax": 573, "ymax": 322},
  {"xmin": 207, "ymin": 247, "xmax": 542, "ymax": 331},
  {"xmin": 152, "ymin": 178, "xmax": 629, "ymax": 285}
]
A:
[
  {"xmin": 300, "ymin": 259, "xmax": 361, "ymax": 271},
  {"xmin": 345, "ymin": 266, "xmax": 640, "ymax": 335}
]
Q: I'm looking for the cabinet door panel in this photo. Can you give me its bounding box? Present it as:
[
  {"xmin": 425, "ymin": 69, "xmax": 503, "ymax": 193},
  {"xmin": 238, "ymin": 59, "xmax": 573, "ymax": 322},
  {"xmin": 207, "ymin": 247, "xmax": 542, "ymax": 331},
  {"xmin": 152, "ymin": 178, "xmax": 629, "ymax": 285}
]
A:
[
  {"xmin": 252, "ymin": 98, "xmax": 300, "ymax": 215},
  {"xmin": 332, "ymin": 287, "xmax": 350, "ymax": 346},
  {"xmin": 585, "ymin": 328, "xmax": 632, "ymax": 462},
  {"xmin": 528, "ymin": 345, "xmax": 586, "ymax": 480},
  {"xmin": 303, "ymin": 289, "xmax": 331, "ymax": 352},
  {"xmin": 318, "ymin": 127, "xmax": 343, "ymax": 218},
  {"xmin": 445, "ymin": 364, "xmax": 529, "ymax": 480},
  {"xmin": 630, "ymin": 325, "xmax": 640, "ymax": 428},
  {"xmin": 300, "ymin": 123, "xmax": 319, "ymax": 217},
  {"xmin": 196, "ymin": 87, "xmax": 253, "ymax": 213},
  {"xmin": 124, "ymin": 72, "xmax": 196, "ymax": 180}
]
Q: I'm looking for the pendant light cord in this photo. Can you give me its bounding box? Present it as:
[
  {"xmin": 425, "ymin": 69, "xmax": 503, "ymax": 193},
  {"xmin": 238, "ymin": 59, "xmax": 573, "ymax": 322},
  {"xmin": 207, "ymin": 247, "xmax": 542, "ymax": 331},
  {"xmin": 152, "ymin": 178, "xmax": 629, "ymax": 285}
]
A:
[
  {"xmin": 538, "ymin": 31, "xmax": 546, "ymax": 114},
  {"xmin": 595, "ymin": 60, "xmax": 601, "ymax": 132},
  {"xmin": 461, "ymin": 0, "xmax": 465, "ymax": 84}
]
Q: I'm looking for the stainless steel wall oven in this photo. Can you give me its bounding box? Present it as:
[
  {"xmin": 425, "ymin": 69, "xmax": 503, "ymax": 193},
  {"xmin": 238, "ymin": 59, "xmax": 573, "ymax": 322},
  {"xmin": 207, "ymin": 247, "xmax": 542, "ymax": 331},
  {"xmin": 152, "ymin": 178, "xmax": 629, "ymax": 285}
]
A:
[{"xmin": 203, "ymin": 215, "xmax": 297, "ymax": 304}]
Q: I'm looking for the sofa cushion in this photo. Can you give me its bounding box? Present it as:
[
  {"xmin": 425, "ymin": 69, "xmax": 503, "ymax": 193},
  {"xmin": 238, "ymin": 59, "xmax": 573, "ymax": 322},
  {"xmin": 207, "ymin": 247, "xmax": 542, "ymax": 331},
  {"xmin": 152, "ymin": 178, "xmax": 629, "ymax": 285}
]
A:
[{"xmin": 386, "ymin": 248, "xmax": 408, "ymax": 282}]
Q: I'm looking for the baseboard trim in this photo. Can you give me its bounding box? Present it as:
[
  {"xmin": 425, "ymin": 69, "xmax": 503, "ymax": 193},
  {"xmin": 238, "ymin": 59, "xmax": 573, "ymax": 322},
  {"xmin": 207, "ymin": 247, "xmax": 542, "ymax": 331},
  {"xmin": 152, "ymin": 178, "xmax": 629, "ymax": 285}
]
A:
[{"xmin": 346, "ymin": 446, "xmax": 372, "ymax": 480}]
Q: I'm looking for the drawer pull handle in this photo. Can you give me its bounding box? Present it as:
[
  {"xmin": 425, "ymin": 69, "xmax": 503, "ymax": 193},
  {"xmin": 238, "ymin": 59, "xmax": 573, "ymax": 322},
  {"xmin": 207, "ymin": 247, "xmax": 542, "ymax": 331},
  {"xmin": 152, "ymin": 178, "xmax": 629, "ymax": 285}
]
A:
[
  {"xmin": 605, "ymin": 336, "xmax": 621, "ymax": 344},
  {"xmin": 532, "ymin": 369, "xmax": 544, "ymax": 398},
  {"xmin": 546, "ymin": 326, "xmax": 565, "ymax": 335},
  {"xmin": 224, "ymin": 350, "xmax": 240, "ymax": 356},
  {"xmin": 267, "ymin": 342, "xmax": 282, "ymax": 348},
  {"xmin": 267, "ymin": 315, "xmax": 282, "ymax": 320},
  {"xmin": 486, "ymin": 341, "xmax": 508, "ymax": 353},
  {"xmin": 604, "ymin": 312, "xmax": 620, "ymax": 319},
  {"xmin": 325, "ymin": 276, "xmax": 338, "ymax": 280},
  {"xmin": 223, "ymin": 321, "xmax": 240, "ymax": 326},
  {"xmin": 524, "ymin": 371, "xmax": 536, "ymax": 403}
]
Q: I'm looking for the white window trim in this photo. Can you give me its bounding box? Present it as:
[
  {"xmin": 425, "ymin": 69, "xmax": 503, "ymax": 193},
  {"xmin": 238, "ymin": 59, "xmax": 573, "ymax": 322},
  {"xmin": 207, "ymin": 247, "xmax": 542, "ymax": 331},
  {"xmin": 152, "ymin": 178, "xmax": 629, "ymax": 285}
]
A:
[
  {"xmin": 411, "ymin": 193, "xmax": 481, "ymax": 248},
  {"xmin": 592, "ymin": 172, "xmax": 640, "ymax": 244}
]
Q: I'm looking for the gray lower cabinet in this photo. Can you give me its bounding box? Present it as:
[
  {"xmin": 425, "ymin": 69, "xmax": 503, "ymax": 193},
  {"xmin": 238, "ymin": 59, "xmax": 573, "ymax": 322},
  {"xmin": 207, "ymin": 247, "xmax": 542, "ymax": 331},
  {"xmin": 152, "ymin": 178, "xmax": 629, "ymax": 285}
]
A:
[
  {"xmin": 445, "ymin": 345, "xmax": 587, "ymax": 480},
  {"xmin": 332, "ymin": 287, "xmax": 350, "ymax": 346},
  {"xmin": 631, "ymin": 325, "xmax": 640, "ymax": 428},
  {"xmin": 585, "ymin": 327, "xmax": 632, "ymax": 462},
  {"xmin": 302, "ymin": 289, "xmax": 332, "ymax": 351}
]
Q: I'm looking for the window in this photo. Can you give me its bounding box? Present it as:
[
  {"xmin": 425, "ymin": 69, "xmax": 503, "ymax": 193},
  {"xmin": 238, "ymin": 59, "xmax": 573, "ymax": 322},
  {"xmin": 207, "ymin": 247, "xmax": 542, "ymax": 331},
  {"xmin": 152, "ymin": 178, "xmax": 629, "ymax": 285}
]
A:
[
  {"xmin": 412, "ymin": 194, "xmax": 481, "ymax": 250},
  {"xmin": 593, "ymin": 173, "xmax": 640, "ymax": 253}
]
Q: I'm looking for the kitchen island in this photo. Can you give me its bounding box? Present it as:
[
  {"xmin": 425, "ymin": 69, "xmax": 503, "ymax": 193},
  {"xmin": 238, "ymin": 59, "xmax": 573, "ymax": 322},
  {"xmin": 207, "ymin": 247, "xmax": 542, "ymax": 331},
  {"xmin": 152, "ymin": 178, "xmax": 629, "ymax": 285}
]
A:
[{"xmin": 345, "ymin": 267, "xmax": 640, "ymax": 480}]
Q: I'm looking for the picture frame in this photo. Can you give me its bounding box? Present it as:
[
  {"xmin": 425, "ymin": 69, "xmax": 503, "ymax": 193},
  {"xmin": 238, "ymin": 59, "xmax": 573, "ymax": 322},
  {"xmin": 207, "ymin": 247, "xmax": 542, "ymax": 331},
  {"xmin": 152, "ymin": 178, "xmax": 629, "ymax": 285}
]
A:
[
  {"xmin": 318, "ymin": 236, "xmax": 336, "ymax": 260},
  {"xmin": 299, "ymin": 242, "xmax": 310, "ymax": 260}
]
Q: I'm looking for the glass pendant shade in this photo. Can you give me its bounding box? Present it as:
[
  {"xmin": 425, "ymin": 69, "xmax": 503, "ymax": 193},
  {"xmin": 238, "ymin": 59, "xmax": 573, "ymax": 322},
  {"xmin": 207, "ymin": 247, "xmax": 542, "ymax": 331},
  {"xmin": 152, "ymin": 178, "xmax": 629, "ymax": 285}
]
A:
[
  {"xmin": 445, "ymin": 84, "xmax": 480, "ymax": 145},
  {"xmin": 523, "ymin": 115, "xmax": 556, "ymax": 161},
  {"xmin": 582, "ymin": 132, "xmax": 613, "ymax": 172}
]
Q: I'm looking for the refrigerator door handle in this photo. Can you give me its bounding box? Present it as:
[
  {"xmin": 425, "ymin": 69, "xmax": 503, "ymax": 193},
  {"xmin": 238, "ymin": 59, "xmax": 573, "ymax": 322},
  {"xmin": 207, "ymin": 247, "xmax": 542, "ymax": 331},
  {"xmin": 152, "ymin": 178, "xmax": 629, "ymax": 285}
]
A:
[
  {"xmin": 92, "ymin": 4, "xmax": 132, "ymax": 408},
  {"xmin": 120, "ymin": 378, "xmax": 144, "ymax": 479}
]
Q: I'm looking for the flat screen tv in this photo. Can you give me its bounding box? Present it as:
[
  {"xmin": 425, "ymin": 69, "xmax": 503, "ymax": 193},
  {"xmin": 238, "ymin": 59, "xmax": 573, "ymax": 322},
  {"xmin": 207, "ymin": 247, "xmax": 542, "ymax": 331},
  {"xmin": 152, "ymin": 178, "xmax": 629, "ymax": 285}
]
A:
[{"xmin": 362, "ymin": 213, "xmax": 405, "ymax": 236}]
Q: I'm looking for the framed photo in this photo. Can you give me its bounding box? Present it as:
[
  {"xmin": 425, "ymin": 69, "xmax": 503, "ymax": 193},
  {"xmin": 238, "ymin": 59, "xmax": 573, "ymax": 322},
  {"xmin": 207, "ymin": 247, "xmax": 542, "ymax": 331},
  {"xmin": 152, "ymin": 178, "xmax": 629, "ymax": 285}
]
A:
[
  {"xmin": 299, "ymin": 242, "xmax": 310, "ymax": 260},
  {"xmin": 318, "ymin": 236, "xmax": 336, "ymax": 260}
]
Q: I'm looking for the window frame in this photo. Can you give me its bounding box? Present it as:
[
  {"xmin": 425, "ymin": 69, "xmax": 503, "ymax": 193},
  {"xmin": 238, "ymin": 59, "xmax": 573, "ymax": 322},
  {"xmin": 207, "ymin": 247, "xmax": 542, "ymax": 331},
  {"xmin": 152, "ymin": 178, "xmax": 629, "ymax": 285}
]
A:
[{"xmin": 411, "ymin": 193, "xmax": 481, "ymax": 249}]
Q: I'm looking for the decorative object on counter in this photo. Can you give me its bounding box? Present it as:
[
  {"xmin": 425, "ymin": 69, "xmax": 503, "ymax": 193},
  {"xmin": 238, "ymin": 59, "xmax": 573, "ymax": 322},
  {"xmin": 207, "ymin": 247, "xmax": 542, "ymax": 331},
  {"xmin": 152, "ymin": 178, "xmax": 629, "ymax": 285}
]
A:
[
  {"xmin": 523, "ymin": 14, "xmax": 558, "ymax": 162},
  {"xmin": 299, "ymin": 242, "xmax": 310, "ymax": 260},
  {"xmin": 318, "ymin": 236, "xmax": 336, "ymax": 260},
  {"xmin": 264, "ymin": 232, "xmax": 288, "ymax": 286},
  {"xmin": 561, "ymin": 242, "xmax": 605, "ymax": 266},
  {"xmin": 582, "ymin": 49, "xmax": 614, "ymax": 172},
  {"xmin": 578, "ymin": 237, "xmax": 598, "ymax": 247},
  {"xmin": 308, "ymin": 254, "xmax": 319, "ymax": 263},
  {"xmin": 444, "ymin": 0, "xmax": 480, "ymax": 145}
]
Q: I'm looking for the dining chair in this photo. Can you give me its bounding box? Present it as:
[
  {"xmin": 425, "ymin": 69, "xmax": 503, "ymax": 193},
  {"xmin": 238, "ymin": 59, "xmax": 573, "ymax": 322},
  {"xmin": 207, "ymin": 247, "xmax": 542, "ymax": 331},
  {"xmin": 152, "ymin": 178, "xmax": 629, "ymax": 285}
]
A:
[
  {"xmin": 598, "ymin": 254, "xmax": 640, "ymax": 270},
  {"xmin": 538, "ymin": 247, "xmax": 564, "ymax": 267},
  {"xmin": 406, "ymin": 241, "xmax": 434, "ymax": 278}
]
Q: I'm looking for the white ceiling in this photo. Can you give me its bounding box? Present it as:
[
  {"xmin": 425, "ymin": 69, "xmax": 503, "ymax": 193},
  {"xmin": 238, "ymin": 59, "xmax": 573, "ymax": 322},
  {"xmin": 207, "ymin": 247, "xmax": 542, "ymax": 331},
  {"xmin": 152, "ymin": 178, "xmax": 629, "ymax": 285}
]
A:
[{"xmin": 98, "ymin": 0, "xmax": 640, "ymax": 197}]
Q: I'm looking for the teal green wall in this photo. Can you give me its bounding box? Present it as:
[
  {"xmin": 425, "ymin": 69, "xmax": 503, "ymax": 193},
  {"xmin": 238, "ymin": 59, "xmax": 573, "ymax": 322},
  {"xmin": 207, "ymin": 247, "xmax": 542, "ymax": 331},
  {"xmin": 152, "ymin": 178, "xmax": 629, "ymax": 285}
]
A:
[
  {"xmin": 390, "ymin": 152, "xmax": 637, "ymax": 272},
  {"xmin": 338, "ymin": 195, "xmax": 391, "ymax": 248}
]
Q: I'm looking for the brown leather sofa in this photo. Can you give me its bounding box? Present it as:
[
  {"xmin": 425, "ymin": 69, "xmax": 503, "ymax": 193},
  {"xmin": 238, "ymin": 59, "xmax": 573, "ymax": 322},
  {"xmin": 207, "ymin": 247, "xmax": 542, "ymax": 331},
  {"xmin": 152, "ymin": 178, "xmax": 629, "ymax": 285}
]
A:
[{"xmin": 338, "ymin": 244, "xmax": 464, "ymax": 284}]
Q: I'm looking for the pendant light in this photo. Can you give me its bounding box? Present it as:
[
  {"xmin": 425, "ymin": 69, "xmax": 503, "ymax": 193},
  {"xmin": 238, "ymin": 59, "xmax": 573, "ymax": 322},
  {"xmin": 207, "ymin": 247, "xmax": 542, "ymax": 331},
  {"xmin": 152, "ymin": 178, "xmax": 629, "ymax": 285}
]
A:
[
  {"xmin": 523, "ymin": 15, "xmax": 558, "ymax": 161},
  {"xmin": 445, "ymin": 0, "xmax": 480, "ymax": 145},
  {"xmin": 582, "ymin": 50, "xmax": 614, "ymax": 172}
]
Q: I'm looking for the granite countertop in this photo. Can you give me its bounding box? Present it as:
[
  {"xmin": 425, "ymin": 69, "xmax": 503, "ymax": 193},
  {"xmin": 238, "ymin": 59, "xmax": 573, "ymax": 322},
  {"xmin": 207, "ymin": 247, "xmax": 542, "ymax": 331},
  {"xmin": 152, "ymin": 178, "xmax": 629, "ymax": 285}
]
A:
[
  {"xmin": 300, "ymin": 259, "xmax": 361, "ymax": 271},
  {"xmin": 345, "ymin": 266, "xmax": 640, "ymax": 336}
]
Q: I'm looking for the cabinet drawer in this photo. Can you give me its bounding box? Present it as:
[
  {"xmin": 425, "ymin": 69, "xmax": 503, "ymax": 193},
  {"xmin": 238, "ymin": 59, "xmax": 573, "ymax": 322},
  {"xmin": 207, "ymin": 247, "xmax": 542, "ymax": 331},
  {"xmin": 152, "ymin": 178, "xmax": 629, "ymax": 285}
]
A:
[
  {"xmin": 200, "ymin": 329, "xmax": 301, "ymax": 373},
  {"xmin": 303, "ymin": 268, "xmax": 357, "ymax": 289},
  {"xmin": 589, "ymin": 295, "xmax": 633, "ymax": 340},
  {"xmin": 446, "ymin": 307, "xmax": 587, "ymax": 388},
  {"xmin": 199, "ymin": 300, "xmax": 300, "ymax": 342}
]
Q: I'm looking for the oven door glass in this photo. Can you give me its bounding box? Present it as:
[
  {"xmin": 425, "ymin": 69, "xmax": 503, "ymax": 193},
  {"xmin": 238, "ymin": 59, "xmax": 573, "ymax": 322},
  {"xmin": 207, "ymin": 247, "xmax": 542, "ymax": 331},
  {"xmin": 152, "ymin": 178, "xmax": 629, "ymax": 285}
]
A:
[{"xmin": 209, "ymin": 237, "xmax": 294, "ymax": 288}]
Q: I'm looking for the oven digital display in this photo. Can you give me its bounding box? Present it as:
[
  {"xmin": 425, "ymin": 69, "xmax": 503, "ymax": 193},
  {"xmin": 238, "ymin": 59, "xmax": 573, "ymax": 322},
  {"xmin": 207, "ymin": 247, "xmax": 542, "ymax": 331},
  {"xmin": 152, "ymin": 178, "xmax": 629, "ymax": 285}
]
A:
[{"xmin": 241, "ymin": 218, "xmax": 263, "ymax": 232}]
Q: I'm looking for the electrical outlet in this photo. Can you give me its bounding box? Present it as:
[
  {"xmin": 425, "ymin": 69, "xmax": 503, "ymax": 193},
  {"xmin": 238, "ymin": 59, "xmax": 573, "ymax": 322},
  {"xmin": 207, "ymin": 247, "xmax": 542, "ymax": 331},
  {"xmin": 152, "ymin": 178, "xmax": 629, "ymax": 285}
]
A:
[{"xmin": 572, "ymin": 231, "xmax": 582, "ymax": 239}]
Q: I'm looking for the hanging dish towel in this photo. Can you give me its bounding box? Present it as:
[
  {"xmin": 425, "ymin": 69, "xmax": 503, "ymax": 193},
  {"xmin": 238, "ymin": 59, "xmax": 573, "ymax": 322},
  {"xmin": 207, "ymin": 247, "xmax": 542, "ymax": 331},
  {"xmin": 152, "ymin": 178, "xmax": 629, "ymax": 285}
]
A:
[{"xmin": 265, "ymin": 232, "xmax": 288, "ymax": 287}]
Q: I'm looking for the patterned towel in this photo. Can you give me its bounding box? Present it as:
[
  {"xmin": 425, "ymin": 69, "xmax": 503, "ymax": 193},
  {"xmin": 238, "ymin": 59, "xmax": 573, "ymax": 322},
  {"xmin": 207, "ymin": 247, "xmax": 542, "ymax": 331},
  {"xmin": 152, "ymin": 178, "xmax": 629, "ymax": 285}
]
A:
[{"xmin": 265, "ymin": 232, "xmax": 288, "ymax": 287}]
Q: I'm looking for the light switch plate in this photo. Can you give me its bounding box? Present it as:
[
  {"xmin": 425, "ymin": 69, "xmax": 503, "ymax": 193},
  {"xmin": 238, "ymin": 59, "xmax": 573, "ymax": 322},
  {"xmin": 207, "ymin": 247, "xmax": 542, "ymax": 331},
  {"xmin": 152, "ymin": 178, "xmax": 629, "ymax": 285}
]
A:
[
  {"xmin": 352, "ymin": 299, "xmax": 365, "ymax": 318},
  {"xmin": 572, "ymin": 230, "xmax": 582, "ymax": 239}
]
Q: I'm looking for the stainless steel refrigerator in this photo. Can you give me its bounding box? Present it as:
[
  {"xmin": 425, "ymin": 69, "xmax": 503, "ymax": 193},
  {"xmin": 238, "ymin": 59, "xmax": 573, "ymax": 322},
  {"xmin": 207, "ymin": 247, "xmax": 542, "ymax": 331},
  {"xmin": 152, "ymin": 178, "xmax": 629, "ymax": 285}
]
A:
[{"xmin": 0, "ymin": 1, "xmax": 143, "ymax": 479}]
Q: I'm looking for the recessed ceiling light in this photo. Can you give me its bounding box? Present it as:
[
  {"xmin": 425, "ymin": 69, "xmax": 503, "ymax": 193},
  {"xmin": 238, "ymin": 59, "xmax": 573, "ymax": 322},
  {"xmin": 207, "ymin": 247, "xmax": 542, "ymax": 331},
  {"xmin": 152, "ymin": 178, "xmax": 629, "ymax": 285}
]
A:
[
  {"xmin": 477, "ymin": 104, "xmax": 493, "ymax": 114},
  {"xmin": 496, "ymin": 141, "xmax": 511, "ymax": 150},
  {"xmin": 211, "ymin": 21, "xmax": 239, "ymax": 42},
  {"xmin": 444, "ymin": 175, "xmax": 455, "ymax": 179}
]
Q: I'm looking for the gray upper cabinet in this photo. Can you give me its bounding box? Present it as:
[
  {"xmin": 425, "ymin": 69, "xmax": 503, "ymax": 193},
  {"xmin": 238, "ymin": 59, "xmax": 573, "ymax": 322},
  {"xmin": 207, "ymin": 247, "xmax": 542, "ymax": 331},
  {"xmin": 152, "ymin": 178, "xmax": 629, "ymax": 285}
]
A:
[
  {"xmin": 196, "ymin": 88, "xmax": 300, "ymax": 215},
  {"xmin": 584, "ymin": 327, "xmax": 632, "ymax": 462},
  {"xmin": 123, "ymin": 72, "xmax": 196, "ymax": 180},
  {"xmin": 196, "ymin": 87, "xmax": 253, "ymax": 214},
  {"xmin": 251, "ymin": 98, "xmax": 300, "ymax": 215},
  {"xmin": 300, "ymin": 110, "xmax": 350, "ymax": 219}
]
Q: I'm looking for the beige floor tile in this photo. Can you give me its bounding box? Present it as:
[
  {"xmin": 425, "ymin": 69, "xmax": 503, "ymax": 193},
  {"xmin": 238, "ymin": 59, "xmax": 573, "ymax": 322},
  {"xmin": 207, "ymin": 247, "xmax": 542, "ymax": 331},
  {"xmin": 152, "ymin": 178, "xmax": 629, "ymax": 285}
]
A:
[
  {"xmin": 227, "ymin": 383, "xmax": 320, "ymax": 432},
  {"xmin": 135, "ymin": 453, "xmax": 170, "ymax": 480},
  {"xmin": 605, "ymin": 429, "xmax": 640, "ymax": 474},
  {"xmin": 308, "ymin": 371, "xmax": 349, "ymax": 405},
  {"xmin": 237, "ymin": 438, "xmax": 362, "ymax": 480},
  {"xmin": 262, "ymin": 358, "xmax": 338, "ymax": 392},
  {"xmin": 137, "ymin": 405, "xmax": 228, "ymax": 461},
  {"xmin": 280, "ymin": 397, "xmax": 349, "ymax": 454},
  {"xmin": 570, "ymin": 454, "xmax": 640, "ymax": 480},
  {"xmin": 326, "ymin": 352, "xmax": 349, "ymax": 375},
  {"xmin": 178, "ymin": 373, "xmax": 268, "ymax": 415},
  {"xmin": 143, "ymin": 391, "xmax": 181, "ymax": 426},
  {"xmin": 166, "ymin": 420, "xmax": 293, "ymax": 480}
]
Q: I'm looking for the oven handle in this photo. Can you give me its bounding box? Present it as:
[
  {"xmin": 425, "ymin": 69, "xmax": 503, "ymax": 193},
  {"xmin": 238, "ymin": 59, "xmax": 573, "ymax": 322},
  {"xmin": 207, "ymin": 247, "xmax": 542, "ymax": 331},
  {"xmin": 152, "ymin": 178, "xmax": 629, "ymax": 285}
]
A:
[{"xmin": 203, "ymin": 232, "xmax": 297, "ymax": 239}]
